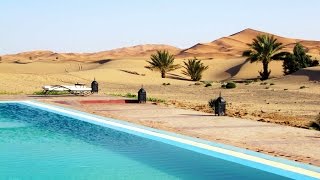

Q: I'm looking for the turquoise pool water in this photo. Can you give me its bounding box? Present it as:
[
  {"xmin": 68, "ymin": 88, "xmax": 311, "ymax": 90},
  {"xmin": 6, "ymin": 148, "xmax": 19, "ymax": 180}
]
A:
[{"xmin": 0, "ymin": 103, "xmax": 295, "ymax": 179}]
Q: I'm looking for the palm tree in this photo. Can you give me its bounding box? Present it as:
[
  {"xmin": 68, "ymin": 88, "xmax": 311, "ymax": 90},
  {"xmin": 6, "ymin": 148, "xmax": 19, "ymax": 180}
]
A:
[
  {"xmin": 182, "ymin": 58, "xmax": 208, "ymax": 81},
  {"xmin": 243, "ymin": 34, "xmax": 285, "ymax": 80},
  {"xmin": 145, "ymin": 50, "xmax": 180, "ymax": 78}
]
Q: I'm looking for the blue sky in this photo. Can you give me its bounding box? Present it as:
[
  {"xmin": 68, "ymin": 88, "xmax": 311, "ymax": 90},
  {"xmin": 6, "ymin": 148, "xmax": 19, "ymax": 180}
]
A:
[{"xmin": 1, "ymin": 0, "xmax": 320, "ymax": 54}]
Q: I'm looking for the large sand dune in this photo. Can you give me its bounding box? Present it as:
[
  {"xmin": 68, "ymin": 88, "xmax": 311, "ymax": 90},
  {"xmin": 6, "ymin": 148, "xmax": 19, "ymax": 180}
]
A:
[
  {"xmin": 178, "ymin": 28, "xmax": 320, "ymax": 59},
  {"xmin": 2, "ymin": 28, "xmax": 320, "ymax": 61}
]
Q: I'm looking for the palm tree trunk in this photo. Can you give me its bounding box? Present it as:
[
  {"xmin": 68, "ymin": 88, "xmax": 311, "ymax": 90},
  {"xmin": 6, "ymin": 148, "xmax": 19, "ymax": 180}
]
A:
[
  {"xmin": 161, "ymin": 71, "xmax": 166, "ymax": 78},
  {"xmin": 261, "ymin": 61, "xmax": 270, "ymax": 80}
]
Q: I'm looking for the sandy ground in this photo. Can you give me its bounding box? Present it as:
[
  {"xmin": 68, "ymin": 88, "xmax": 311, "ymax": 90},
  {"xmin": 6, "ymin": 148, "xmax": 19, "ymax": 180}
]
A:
[
  {"xmin": 0, "ymin": 58, "xmax": 319, "ymax": 129},
  {"xmin": 0, "ymin": 55, "xmax": 319, "ymax": 169}
]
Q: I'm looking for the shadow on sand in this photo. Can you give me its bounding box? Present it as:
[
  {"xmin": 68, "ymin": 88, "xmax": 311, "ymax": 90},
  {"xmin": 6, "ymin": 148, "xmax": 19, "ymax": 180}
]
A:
[
  {"xmin": 166, "ymin": 73, "xmax": 191, "ymax": 81},
  {"xmin": 224, "ymin": 59, "xmax": 250, "ymax": 80},
  {"xmin": 92, "ymin": 59, "xmax": 112, "ymax": 64}
]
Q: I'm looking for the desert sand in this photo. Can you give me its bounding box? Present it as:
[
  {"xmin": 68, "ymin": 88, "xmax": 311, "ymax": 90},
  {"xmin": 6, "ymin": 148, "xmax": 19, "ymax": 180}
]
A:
[{"xmin": 0, "ymin": 28, "xmax": 319, "ymax": 129}]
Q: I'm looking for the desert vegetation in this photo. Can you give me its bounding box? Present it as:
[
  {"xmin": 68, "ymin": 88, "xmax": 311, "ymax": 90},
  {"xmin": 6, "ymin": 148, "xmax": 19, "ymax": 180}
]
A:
[
  {"xmin": 243, "ymin": 35, "xmax": 286, "ymax": 80},
  {"xmin": 282, "ymin": 43, "xmax": 319, "ymax": 75},
  {"xmin": 145, "ymin": 50, "xmax": 180, "ymax": 78},
  {"xmin": 221, "ymin": 82, "xmax": 237, "ymax": 89},
  {"xmin": 182, "ymin": 58, "xmax": 208, "ymax": 81}
]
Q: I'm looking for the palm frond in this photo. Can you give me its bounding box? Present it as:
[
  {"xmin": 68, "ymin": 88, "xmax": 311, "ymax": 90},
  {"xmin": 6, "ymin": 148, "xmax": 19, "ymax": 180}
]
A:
[
  {"xmin": 242, "ymin": 34, "xmax": 287, "ymax": 80},
  {"xmin": 182, "ymin": 58, "xmax": 208, "ymax": 81},
  {"xmin": 145, "ymin": 50, "xmax": 180, "ymax": 78}
]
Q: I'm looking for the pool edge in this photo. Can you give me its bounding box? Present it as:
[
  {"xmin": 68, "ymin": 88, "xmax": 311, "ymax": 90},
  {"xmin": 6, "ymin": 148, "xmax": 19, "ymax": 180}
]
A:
[{"xmin": 4, "ymin": 100, "xmax": 320, "ymax": 179}]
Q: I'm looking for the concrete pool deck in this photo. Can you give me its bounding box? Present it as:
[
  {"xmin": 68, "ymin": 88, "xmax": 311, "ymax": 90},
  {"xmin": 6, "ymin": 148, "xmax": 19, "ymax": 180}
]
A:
[{"xmin": 1, "ymin": 94, "xmax": 320, "ymax": 167}]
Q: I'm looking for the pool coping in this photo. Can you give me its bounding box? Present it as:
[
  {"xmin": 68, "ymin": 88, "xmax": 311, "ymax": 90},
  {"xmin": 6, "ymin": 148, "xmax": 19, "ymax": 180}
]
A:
[{"xmin": 2, "ymin": 100, "xmax": 320, "ymax": 179}]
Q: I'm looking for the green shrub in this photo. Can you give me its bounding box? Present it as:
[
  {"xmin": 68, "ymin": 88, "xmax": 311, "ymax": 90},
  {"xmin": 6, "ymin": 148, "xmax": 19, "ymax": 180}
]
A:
[
  {"xmin": 225, "ymin": 82, "xmax": 236, "ymax": 89},
  {"xmin": 108, "ymin": 92, "xmax": 137, "ymax": 98},
  {"xmin": 125, "ymin": 93, "xmax": 137, "ymax": 98},
  {"xmin": 147, "ymin": 97, "xmax": 166, "ymax": 103},
  {"xmin": 283, "ymin": 43, "xmax": 319, "ymax": 75},
  {"xmin": 221, "ymin": 84, "xmax": 226, "ymax": 88}
]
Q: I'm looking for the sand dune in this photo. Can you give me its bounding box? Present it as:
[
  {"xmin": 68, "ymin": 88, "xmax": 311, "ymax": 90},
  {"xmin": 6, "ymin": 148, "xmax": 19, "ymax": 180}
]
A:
[
  {"xmin": 178, "ymin": 28, "xmax": 320, "ymax": 59},
  {"xmin": 2, "ymin": 28, "xmax": 320, "ymax": 61},
  {"xmin": 0, "ymin": 28, "xmax": 318, "ymax": 87},
  {"xmin": 90, "ymin": 44, "xmax": 181, "ymax": 59},
  {"xmin": 1, "ymin": 44, "xmax": 181, "ymax": 62}
]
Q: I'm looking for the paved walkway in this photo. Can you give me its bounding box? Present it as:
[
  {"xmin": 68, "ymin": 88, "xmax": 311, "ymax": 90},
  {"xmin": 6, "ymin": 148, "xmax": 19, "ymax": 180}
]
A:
[{"xmin": 1, "ymin": 95, "xmax": 320, "ymax": 166}]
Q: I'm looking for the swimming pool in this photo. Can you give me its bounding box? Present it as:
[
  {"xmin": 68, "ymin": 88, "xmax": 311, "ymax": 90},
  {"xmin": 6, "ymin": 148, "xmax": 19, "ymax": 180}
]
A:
[{"xmin": 0, "ymin": 101, "xmax": 319, "ymax": 179}]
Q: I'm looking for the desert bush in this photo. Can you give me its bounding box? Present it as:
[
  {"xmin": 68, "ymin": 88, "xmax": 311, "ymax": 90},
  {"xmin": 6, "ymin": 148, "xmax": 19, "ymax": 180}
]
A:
[
  {"xmin": 260, "ymin": 82, "xmax": 268, "ymax": 85},
  {"xmin": 125, "ymin": 93, "xmax": 137, "ymax": 98},
  {"xmin": 205, "ymin": 83, "xmax": 212, "ymax": 87},
  {"xmin": 147, "ymin": 97, "xmax": 166, "ymax": 103},
  {"xmin": 283, "ymin": 43, "xmax": 319, "ymax": 75},
  {"xmin": 225, "ymin": 82, "xmax": 236, "ymax": 89},
  {"xmin": 182, "ymin": 58, "xmax": 208, "ymax": 81},
  {"xmin": 194, "ymin": 82, "xmax": 202, "ymax": 85},
  {"xmin": 300, "ymin": 86, "xmax": 307, "ymax": 89},
  {"xmin": 270, "ymin": 83, "xmax": 275, "ymax": 85},
  {"xmin": 108, "ymin": 92, "xmax": 137, "ymax": 98}
]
